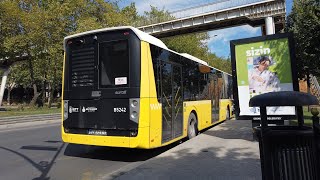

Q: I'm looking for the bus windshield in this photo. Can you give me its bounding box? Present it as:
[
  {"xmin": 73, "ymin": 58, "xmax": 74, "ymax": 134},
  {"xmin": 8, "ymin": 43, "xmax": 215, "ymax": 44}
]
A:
[{"xmin": 99, "ymin": 40, "xmax": 129, "ymax": 88}]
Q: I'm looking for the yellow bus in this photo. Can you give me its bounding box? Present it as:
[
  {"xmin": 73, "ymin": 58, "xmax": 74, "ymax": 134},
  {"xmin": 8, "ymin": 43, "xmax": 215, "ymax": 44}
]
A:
[{"xmin": 61, "ymin": 26, "xmax": 233, "ymax": 149}]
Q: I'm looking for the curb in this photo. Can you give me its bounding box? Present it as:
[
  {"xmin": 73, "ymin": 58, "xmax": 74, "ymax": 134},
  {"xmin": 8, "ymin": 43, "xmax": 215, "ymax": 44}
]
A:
[{"xmin": 0, "ymin": 113, "xmax": 61, "ymax": 125}]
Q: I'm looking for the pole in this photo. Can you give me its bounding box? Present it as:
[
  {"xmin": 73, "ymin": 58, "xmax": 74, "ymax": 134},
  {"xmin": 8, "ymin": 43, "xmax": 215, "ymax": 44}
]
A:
[
  {"xmin": 0, "ymin": 68, "xmax": 10, "ymax": 107},
  {"xmin": 265, "ymin": 17, "xmax": 275, "ymax": 35}
]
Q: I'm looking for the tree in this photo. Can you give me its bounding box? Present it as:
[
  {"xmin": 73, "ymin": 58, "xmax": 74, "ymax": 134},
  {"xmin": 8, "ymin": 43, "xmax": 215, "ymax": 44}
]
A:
[
  {"xmin": 207, "ymin": 53, "xmax": 232, "ymax": 74},
  {"xmin": 286, "ymin": 0, "xmax": 320, "ymax": 77},
  {"xmin": 0, "ymin": 1, "xmax": 31, "ymax": 68},
  {"xmin": 0, "ymin": 0, "xmax": 137, "ymax": 107},
  {"xmin": 6, "ymin": 62, "xmax": 30, "ymax": 105},
  {"xmin": 0, "ymin": 1, "xmax": 233, "ymax": 107}
]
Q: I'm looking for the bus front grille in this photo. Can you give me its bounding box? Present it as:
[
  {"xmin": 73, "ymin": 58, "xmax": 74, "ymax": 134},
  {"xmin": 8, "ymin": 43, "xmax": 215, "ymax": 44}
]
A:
[{"xmin": 71, "ymin": 47, "xmax": 95, "ymax": 87}]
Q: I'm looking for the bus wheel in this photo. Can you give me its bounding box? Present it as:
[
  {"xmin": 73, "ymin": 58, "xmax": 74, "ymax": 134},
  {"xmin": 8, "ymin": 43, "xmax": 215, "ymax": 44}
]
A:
[
  {"xmin": 187, "ymin": 113, "xmax": 198, "ymax": 139},
  {"xmin": 226, "ymin": 107, "xmax": 230, "ymax": 120}
]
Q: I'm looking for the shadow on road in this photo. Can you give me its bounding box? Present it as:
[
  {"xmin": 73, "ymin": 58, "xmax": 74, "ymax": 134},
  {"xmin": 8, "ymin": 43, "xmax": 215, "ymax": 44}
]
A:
[
  {"xmin": 64, "ymin": 140, "xmax": 183, "ymax": 162},
  {"xmin": 44, "ymin": 140, "xmax": 62, "ymax": 143},
  {"xmin": 21, "ymin": 145, "xmax": 59, "ymax": 151},
  {"xmin": 0, "ymin": 142, "xmax": 65, "ymax": 180}
]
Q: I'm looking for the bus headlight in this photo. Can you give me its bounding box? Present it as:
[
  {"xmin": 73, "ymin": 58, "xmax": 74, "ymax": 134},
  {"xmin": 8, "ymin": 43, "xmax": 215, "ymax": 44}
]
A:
[
  {"xmin": 129, "ymin": 98, "xmax": 140, "ymax": 123},
  {"xmin": 63, "ymin": 100, "xmax": 69, "ymax": 120}
]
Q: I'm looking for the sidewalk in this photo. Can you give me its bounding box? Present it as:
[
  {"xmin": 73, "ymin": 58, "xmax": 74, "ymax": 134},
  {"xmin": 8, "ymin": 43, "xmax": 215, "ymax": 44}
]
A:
[{"xmin": 113, "ymin": 120, "xmax": 261, "ymax": 180}]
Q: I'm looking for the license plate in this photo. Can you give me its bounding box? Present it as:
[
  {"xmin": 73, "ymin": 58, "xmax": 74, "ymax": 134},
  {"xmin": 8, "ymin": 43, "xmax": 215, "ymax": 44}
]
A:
[{"xmin": 88, "ymin": 129, "xmax": 107, "ymax": 135}]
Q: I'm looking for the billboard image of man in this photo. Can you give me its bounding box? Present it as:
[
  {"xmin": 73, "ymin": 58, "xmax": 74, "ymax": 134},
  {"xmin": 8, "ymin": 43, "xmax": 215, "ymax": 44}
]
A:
[{"xmin": 248, "ymin": 56, "xmax": 280, "ymax": 94}]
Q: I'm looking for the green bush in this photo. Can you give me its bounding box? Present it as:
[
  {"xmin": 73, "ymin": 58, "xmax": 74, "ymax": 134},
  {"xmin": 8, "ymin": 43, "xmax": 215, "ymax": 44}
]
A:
[{"xmin": 17, "ymin": 104, "xmax": 24, "ymax": 111}]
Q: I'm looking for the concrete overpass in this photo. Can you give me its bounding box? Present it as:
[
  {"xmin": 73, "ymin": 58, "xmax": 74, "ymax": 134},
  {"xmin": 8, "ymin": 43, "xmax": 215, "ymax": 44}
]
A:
[{"xmin": 137, "ymin": 0, "xmax": 286, "ymax": 37}]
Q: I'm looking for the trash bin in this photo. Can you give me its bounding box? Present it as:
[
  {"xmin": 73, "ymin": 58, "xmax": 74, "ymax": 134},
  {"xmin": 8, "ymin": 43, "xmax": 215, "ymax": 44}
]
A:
[{"xmin": 250, "ymin": 91, "xmax": 320, "ymax": 180}]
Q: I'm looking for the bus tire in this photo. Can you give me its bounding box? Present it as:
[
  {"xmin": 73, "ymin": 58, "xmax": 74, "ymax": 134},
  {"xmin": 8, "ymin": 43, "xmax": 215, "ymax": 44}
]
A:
[
  {"xmin": 187, "ymin": 113, "xmax": 198, "ymax": 139},
  {"xmin": 226, "ymin": 107, "xmax": 230, "ymax": 120}
]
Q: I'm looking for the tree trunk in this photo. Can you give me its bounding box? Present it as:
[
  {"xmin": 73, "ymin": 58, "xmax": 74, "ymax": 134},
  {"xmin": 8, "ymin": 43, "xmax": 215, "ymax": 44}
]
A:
[
  {"xmin": 48, "ymin": 85, "xmax": 54, "ymax": 108},
  {"xmin": 28, "ymin": 58, "xmax": 40, "ymax": 107},
  {"xmin": 29, "ymin": 83, "xmax": 40, "ymax": 107},
  {"xmin": 41, "ymin": 80, "xmax": 46, "ymax": 106},
  {"xmin": 7, "ymin": 87, "xmax": 11, "ymax": 105}
]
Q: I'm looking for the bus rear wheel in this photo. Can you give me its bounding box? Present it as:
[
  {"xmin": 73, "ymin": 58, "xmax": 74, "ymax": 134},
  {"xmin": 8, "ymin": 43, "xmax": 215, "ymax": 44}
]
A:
[{"xmin": 187, "ymin": 113, "xmax": 198, "ymax": 139}]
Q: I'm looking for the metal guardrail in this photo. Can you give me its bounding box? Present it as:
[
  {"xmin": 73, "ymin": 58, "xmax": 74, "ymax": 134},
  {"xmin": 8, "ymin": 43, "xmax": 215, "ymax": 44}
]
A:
[
  {"xmin": 0, "ymin": 113, "xmax": 61, "ymax": 125},
  {"xmin": 170, "ymin": 0, "xmax": 275, "ymax": 19}
]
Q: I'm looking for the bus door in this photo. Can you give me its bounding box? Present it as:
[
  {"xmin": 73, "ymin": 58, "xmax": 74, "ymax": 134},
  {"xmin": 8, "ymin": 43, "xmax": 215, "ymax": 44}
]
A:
[
  {"xmin": 210, "ymin": 72, "xmax": 219, "ymax": 122},
  {"xmin": 161, "ymin": 62, "xmax": 183, "ymax": 143}
]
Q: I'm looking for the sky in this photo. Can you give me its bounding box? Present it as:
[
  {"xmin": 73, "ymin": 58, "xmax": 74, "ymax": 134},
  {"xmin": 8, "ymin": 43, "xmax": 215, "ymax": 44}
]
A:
[{"xmin": 118, "ymin": 0, "xmax": 294, "ymax": 58}]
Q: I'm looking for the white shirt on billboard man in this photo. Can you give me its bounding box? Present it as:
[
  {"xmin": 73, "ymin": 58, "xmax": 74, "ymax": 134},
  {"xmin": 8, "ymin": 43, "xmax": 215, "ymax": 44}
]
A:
[{"xmin": 249, "ymin": 56, "xmax": 280, "ymax": 93}]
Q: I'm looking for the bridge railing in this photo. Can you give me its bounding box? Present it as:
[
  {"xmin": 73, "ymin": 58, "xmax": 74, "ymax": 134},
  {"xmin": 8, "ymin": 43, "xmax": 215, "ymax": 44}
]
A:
[
  {"xmin": 136, "ymin": 0, "xmax": 276, "ymax": 27},
  {"xmin": 170, "ymin": 0, "xmax": 275, "ymax": 19}
]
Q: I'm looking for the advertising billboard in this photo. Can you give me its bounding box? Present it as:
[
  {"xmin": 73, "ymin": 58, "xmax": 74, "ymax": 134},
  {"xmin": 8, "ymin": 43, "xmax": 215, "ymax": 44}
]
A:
[{"xmin": 230, "ymin": 33, "xmax": 299, "ymax": 120}]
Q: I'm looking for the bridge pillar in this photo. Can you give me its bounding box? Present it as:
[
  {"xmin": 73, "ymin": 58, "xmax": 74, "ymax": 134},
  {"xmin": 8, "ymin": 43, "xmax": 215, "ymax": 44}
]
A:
[
  {"xmin": 265, "ymin": 17, "xmax": 275, "ymax": 35},
  {"xmin": 0, "ymin": 68, "xmax": 10, "ymax": 107}
]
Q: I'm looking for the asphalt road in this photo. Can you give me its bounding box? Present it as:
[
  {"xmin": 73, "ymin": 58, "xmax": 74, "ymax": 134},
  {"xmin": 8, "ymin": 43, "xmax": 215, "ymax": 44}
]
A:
[{"xmin": 0, "ymin": 122, "xmax": 177, "ymax": 180}]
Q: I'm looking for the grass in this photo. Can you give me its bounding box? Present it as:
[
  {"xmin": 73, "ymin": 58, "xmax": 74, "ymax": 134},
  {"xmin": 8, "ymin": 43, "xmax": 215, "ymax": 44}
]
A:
[
  {"xmin": 290, "ymin": 119, "xmax": 313, "ymax": 126},
  {"xmin": 290, "ymin": 106, "xmax": 316, "ymax": 126},
  {"xmin": 0, "ymin": 107, "xmax": 61, "ymax": 117}
]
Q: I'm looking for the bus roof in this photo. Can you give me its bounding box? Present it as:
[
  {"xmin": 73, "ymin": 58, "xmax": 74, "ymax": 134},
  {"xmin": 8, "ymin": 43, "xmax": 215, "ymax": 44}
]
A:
[
  {"xmin": 212, "ymin": 66, "xmax": 231, "ymax": 76},
  {"xmin": 179, "ymin": 53, "xmax": 231, "ymax": 76},
  {"xmin": 63, "ymin": 26, "xmax": 231, "ymax": 76},
  {"xmin": 180, "ymin": 53, "xmax": 208, "ymax": 65},
  {"xmin": 63, "ymin": 26, "xmax": 168, "ymax": 50}
]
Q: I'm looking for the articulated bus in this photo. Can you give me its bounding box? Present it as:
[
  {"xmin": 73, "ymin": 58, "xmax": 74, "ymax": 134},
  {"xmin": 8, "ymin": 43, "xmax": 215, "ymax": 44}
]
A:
[{"xmin": 62, "ymin": 26, "xmax": 233, "ymax": 149}]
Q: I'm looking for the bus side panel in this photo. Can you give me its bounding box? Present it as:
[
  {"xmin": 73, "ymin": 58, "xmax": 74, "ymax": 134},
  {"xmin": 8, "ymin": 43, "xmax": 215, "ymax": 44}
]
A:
[
  {"xmin": 183, "ymin": 100, "xmax": 211, "ymax": 132},
  {"xmin": 129, "ymin": 97, "xmax": 150, "ymax": 148},
  {"xmin": 219, "ymin": 99, "xmax": 233, "ymax": 121},
  {"xmin": 130, "ymin": 41, "xmax": 152, "ymax": 148},
  {"xmin": 149, "ymin": 97, "xmax": 162, "ymax": 148},
  {"xmin": 142, "ymin": 42, "xmax": 162, "ymax": 148},
  {"xmin": 129, "ymin": 125, "xmax": 150, "ymax": 148},
  {"xmin": 138, "ymin": 41, "xmax": 151, "ymax": 128}
]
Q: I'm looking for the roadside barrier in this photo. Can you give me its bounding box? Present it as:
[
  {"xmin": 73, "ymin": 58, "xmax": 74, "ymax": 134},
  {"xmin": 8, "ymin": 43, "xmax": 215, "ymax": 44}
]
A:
[{"xmin": 0, "ymin": 113, "xmax": 61, "ymax": 125}]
